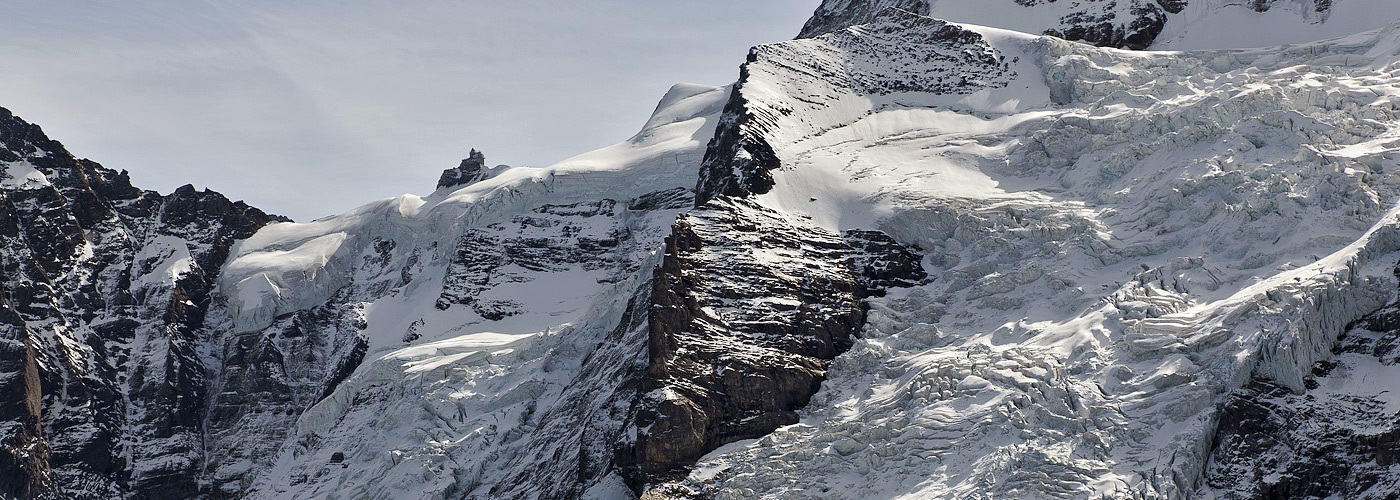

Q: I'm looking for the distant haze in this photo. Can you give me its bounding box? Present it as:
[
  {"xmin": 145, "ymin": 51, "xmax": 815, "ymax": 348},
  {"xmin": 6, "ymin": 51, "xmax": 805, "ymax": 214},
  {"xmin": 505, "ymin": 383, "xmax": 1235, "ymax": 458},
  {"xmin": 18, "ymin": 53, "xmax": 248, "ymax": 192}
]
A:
[{"xmin": 0, "ymin": 1, "xmax": 815, "ymax": 221}]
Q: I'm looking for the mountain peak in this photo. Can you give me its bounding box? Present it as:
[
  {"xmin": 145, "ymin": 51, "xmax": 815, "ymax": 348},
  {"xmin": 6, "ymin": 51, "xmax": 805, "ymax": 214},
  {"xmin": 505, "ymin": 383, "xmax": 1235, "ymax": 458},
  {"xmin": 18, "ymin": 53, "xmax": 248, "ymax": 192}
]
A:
[
  {"xmin": 436, "ymin": 148, "xmax": 501, "ymax": 190},
  {"xmin": 796, "ymin": 0, "xmax": 931, "ymax": 38}
]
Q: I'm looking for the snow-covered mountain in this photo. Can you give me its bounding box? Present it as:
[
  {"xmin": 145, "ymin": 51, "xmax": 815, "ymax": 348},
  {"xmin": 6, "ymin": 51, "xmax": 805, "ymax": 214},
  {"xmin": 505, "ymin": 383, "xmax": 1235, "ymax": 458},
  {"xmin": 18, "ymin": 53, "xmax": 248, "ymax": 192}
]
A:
[{"xmin": 6, "ymin": 0, "xmax": 1400, "ymax": 499}]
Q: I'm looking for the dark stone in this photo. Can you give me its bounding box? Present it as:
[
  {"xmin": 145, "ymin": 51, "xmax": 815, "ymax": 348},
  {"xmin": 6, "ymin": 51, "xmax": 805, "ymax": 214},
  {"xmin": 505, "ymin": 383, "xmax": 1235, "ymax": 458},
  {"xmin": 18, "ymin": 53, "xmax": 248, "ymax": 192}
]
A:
[
  {"xmin": 1045, "ymin": 3, "xmax": 1168, "ymax": 51},
  {"xmin": 435, "ymin": 199, "xmax": 638, "ymax": 318},
  {"xmin": 621, "ymin": 196, "xmax": 925, "ymax": 490},
  {"xmin": 693, "ymin": 76, "xmax": 781, "ymax": 206},
  {"xmin": 698, "ymin": 10, "xmax": 1011, "ymax": 206},
  {"xmin": 627, "ymin": 188, "xmax": 693, "ymax": 211},
  {"xmin": 797, "ymin": 0, "xmax": 1198, "ymax": 51},
  {"xmin": 436, "ymin": 149, "xmax": 490, "ymax": 190},
  {"xmin": 0, "ymin": 300, "xmax": 50, "ymax": 500}
]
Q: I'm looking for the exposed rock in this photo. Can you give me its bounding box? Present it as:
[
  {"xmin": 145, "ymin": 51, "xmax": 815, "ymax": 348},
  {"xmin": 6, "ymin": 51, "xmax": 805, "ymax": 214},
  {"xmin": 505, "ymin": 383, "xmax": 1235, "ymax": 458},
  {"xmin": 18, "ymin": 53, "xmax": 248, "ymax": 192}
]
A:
[
  {"xmin": 622, "ymin": 196, "xmax": 925, "ymax": 489},
  {"xmin": 436, "ymin": 149, "xmax": 504, "ymax": 190},
  {"xmin": 435, "ymin": 197, "xmax": 643, "ymax": 320},
  {"xmin": 203, "ymin": 295, "xmax": 370, "ymax": 498},
  {"xmin": 1043, "ymin": 1, "xmax": 1168, "ymax": 50},
  {"xmin": 796, "ymin": 0, "xmax": 931, "ymax": 39}
]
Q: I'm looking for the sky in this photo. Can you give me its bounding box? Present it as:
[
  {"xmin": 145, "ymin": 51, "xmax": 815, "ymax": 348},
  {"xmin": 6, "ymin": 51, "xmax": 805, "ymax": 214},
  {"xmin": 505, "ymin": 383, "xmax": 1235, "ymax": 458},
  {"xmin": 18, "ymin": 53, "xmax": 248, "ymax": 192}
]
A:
[{"xmin": 0, "ymin": 1, "xmax": 816, "ymax": 221}]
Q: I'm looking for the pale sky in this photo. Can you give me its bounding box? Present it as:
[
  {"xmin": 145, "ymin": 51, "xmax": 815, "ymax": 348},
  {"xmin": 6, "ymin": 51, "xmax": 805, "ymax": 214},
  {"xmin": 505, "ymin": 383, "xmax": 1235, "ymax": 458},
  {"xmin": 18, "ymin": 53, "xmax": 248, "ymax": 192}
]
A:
[{"xmin": 0, "ymin": 1, "xmax": 816, "ymax": 221}]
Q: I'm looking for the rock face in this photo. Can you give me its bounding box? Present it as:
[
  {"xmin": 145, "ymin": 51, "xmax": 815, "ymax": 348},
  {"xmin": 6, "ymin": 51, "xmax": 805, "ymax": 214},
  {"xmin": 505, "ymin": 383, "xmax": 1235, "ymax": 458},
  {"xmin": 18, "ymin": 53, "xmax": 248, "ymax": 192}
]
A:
[
  {"xmin": 199, "ymin": 82, "xmax": 731, "ymax": 500},
  {"xmin": 435, "ymin": 198, "xmax": 638, "ymax": 321},
  {"xmin": 796, "ymin": 0, "xmax": 934, "ymax": 39},
  {"xmin": 436, "ymin": 149, "xmax": 498, "ymax": 190},
  {"xmin": 0, "ymin": 107, "xmax": 284, "ymax": 499},
  {"xmin": 637, "ymin": 6, "xmax": 1400, "ymax": 500},
  {"xmin": 202, "ymin": 288, "xmax": 372, "ymax": 498},
  {"xmin": 624, "ymin": 197, "xmax": 924, "ymax": 488}
]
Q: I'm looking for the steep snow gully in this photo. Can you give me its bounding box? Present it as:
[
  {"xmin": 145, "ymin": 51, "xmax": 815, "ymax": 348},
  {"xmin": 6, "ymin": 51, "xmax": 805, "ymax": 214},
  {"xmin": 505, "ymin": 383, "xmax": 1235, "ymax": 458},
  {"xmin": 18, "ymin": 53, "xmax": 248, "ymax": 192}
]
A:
[{"xmin": 7, "ymin": 0, "xmax": 1400, "ymax": 499}]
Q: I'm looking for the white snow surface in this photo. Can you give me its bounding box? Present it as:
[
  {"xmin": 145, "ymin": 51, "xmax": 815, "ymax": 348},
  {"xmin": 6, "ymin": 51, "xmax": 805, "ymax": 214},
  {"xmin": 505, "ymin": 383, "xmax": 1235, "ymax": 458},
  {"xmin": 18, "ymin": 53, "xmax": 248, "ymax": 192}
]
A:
[
  {"xmin": 220, "ymin": 82, "xmax": 727, "ymax": 339},
  {"xmin": 1152, "ymin": 0, "xmax": 1400, "ymax": 50},
  {"xmin": 0, "ymin": 160, "xmax": 51, "ymax": 189}
]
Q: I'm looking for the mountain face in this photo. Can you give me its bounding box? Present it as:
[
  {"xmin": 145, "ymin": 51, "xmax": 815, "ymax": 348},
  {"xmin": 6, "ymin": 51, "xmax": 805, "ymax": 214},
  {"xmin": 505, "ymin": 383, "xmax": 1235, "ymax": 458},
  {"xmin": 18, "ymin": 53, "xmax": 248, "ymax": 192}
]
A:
[
  {"xmin": 0, "ymin": 108, "xmax": 284, "ymax": 499},
  {"xmin": 7, "ymin": 1, "xmax": 1400, "ymax": 499}
]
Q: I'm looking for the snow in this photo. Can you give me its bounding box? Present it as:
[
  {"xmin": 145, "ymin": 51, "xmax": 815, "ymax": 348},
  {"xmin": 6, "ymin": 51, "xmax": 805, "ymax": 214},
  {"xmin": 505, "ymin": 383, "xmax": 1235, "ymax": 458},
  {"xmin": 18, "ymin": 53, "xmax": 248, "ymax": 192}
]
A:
[
  {"xmin": 219, "ymin": 83, "xmax": 727, "ymax": 338},
  {"xmin": 223, "ymin": 232, "xmax": 349, "ymax": 333},
  {"xmin": 130, "ymin": 235, "xmax": 195, "ymax": 290},
  {"xmin": 898, "ymin": 0, "xmax": 1400, "ymax": 52},
  {"xmin": 0, "ymin": 160, "xmax": 50, "ymax": 189}
]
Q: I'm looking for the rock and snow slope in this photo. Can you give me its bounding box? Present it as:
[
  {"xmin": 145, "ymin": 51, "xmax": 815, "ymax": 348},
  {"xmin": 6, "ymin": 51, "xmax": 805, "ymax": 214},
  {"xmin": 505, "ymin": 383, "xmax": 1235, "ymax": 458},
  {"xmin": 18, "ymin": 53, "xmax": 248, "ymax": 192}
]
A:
[
  {"xmin": 8, "ymin": 1, "xmax": 1400, "ymax": 499},
  {"xmin": 0, "ymin": 108, "xmax": 284, "ymax": 499},
  {"xmin": 213, "ymin": 82, "xmax": 730, "ymax": 499}
]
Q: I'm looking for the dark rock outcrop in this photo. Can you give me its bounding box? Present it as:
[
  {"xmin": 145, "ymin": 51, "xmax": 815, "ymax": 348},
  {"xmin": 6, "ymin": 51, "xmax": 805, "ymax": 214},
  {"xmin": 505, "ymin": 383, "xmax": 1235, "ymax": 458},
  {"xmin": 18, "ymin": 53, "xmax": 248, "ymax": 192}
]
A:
[
  {"xmin": 436, "ymin": 149, "xmax": 495, "ymax": 190},
  {"xmin": 797, "ymin": 0, "xmax": 932, "ymax": 39},
  {"xmin": 1043, "ymin": 1, "xmax": 1169, "ymax": 50},
  {"xmin": 202, "ymin": 294, "xmax": 371, "ymax": 498},
  {"xmin": 435, "ymin": 197, "xmax": 649, "ymax": 321},
  {"xmin": 622, "ymin": 196, "xmax": 924, "ymax": 489}
]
